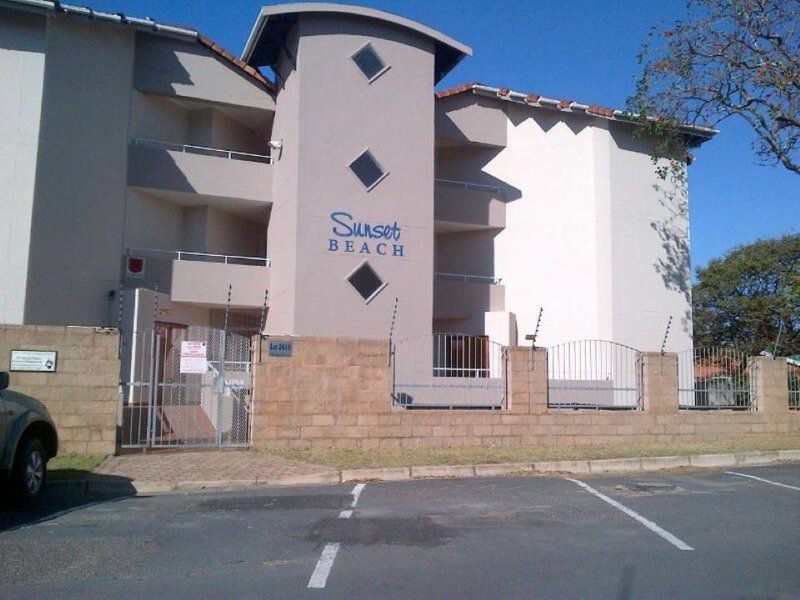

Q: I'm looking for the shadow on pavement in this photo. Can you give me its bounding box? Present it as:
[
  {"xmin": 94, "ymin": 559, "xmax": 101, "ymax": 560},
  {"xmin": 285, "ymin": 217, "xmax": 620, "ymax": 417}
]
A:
[{"xmin": 0, "ymin": 472, "xmax": 137, "ymax": 532}]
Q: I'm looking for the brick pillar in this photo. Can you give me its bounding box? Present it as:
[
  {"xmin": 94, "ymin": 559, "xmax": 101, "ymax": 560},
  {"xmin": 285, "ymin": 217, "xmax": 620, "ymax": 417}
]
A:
[
  {"xmin": 506, "ymin": 347, "xmax": 529, "ymax": 414},
  {"xmin": 641, "ymin": 352, "xmax": 679, "ymax": 413},
  {"xmin": 750, "ymin": 356, "xmax": 789, "ymax": 413},
  {"xmin": 507, "ymin": 347, "xmax": 548, "ymax": 414}
]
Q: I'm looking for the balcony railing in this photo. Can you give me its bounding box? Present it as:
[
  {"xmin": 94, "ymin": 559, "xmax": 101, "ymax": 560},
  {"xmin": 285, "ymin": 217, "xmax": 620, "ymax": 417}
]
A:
[
  {"xmin": 434, "ymin": 271, "xmax": 502, "ymax": 285},
  {"xmin": 127, "ymin": 247, "xmax": 270, "ymax": 267},
  {"xmin": 131, "ymin": 138, "xmax": 274, "ymax": 164},
  {"xmin": 434, "ymin": 178, "xmax": 502, "ymax": 194}
]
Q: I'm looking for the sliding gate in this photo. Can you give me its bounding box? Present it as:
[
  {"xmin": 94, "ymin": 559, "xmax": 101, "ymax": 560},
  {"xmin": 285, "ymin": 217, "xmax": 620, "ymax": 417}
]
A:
[{"xmin": 122, "ymin": 324, "xmax": 254, "ymax": 448}]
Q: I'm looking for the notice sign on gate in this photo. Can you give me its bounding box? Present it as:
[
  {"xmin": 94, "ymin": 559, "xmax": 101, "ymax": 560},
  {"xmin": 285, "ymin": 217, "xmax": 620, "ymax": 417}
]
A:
[{"xmin": 180, "ymin": 341, "xmax": 208, "ymax": 374}]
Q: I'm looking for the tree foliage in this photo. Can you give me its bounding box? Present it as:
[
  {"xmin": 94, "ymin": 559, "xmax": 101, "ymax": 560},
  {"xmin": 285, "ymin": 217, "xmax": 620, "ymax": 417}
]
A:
[
  {"xmin": 692, "ymin": 234, "xmax": 800, "ymax": 355},
  {"xmin": 631, "ymin": 0, "xmax": 800, "ymax": 175}
]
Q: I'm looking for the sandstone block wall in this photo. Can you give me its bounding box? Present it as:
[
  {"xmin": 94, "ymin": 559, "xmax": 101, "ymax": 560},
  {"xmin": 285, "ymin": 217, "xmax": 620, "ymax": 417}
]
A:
[
  {"xmin": 252, "ymin": 336, "xmax": 800, "ymax": 450},
  {"xmin": 0, "ymin": 325, "xmax": 119, "ymax": 455}
]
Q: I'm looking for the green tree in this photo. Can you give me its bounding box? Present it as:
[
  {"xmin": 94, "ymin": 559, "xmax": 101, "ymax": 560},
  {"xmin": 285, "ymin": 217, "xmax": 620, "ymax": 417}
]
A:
[
  {"xmin": 630, "ymin": 0, "xmax": 800, "ymax": 176},
  {"xmin": 692, "ymin": 234, "xmax": 800, "ymax": 355}
]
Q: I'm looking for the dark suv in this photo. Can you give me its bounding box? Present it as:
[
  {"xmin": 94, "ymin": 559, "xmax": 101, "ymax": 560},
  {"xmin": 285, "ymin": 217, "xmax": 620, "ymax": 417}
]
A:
[{"xmin": 0, "ymin": 372, "xmax": 58, "ymax": 503}]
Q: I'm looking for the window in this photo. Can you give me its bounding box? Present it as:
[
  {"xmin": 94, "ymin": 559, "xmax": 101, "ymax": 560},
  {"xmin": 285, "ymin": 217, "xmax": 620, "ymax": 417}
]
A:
[
  {"xmin": 349, "ymin": 150, "xmax": 387, "ymax": 190},
  {"xmin": 347, "ymin": 262, "xmax": 386, "ymax": 303},
  {"xmin": 351, "ymin": 43, "xmax": 388, "ymax": 81}
]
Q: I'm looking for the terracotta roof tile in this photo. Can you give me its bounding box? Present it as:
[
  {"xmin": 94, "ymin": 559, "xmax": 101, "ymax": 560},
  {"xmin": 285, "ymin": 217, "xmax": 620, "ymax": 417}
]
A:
[
  {"xmin": 435, "ymin": 81, "xmax": 481, "ymax": 99},
  {"xmin": 587, "ymin": 104, "xmax": 615, "ymax": 118},
  {"xmin": 435, "ymin": 82, "xmax": 716, "ymax": 138}
]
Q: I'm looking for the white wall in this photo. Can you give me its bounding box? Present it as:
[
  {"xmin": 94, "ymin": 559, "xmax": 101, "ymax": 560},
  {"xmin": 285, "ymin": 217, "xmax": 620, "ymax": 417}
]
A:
[
  {"xmin": 486, "ymin": 106, "xmax": 603, "ymax": 346},
  {"xmin": 607, "ymin": 124, "xmax": 692, "ymax": 351},
  {"xmin": 0, "ymin": 9, "xmax": 46, "ymax": 324},
  {"xmin": 480, "ymin": 104, "xmax": 692, "ymax": 351}
]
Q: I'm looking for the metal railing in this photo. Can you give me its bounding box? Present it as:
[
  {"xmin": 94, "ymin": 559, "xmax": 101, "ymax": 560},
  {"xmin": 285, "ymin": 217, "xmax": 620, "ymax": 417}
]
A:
[
  {"xmin": 434, "ymin": 178, "xmax": 502, "ymax": 194},
  {"xmin": 131, "ymin": 138, "xmax": 274, "ymax": 164},
  {"xmin": 678, "ymin": 347, "xmax": 753, "ymax": 410},
  {"xmin": 391, "ymin": 333, "xmax": 507, "ymax": 409},
  {"xmin": 547, "ymin": 340, "xmax": 643, "ymax": 410},
  {"xmin": 790, "ymin": 366, "xmax": 799, "ymax": 410},
  {"xmin": 434, "ymin": 271, "xmax": 502, "ymax": 285},
  {"xmin": 432, "ymin": 333, "xmax": 502, "ymax": 379},
  {"xmin": 127, "ymin": 247, "xmax": 270, "ymax": 267}
]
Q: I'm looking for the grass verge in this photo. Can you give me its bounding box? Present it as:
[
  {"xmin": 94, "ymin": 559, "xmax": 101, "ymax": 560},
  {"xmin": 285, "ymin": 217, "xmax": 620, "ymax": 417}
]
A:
[
  {"xmin": 261, "ymin": 435, "xmax": 800, "ymax": 470},
  {"xmin": 48, "ymin": 453, "xmax": 108, "ymax": 481}
]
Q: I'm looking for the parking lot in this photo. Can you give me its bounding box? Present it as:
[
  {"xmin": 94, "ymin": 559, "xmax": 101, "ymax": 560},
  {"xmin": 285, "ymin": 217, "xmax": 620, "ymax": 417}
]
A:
[{"xmin": 1, "ymin": 463, "xmax": 798, "ymax": 599}]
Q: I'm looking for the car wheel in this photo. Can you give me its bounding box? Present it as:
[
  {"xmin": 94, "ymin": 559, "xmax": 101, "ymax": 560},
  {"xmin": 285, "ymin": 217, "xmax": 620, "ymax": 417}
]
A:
[{"xmin": 12, "ymin": 438, "xmax": 47, "ymax": 504}]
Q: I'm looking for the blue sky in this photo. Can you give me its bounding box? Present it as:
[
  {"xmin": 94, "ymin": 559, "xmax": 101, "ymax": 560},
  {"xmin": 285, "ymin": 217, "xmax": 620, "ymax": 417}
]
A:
[{"xmin": 92, "ymin": 0, "xmax": 799, "ymax": 273}]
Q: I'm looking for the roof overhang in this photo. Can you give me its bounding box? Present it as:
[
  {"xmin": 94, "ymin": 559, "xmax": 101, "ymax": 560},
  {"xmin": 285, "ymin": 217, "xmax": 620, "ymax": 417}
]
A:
[
  {"xmin": 242, "ymin": 3, "xmax": 471, "ymax": 84},
  {"xmin": 437, "ymin": 83, "xmax": 718, "ymax": 148}
]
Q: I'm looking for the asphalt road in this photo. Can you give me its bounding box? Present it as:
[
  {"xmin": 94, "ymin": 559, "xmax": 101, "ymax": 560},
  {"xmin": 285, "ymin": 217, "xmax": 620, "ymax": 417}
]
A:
[{"xmin": 1, "ymin": 463, "xmax": 799, "ymax": 599}]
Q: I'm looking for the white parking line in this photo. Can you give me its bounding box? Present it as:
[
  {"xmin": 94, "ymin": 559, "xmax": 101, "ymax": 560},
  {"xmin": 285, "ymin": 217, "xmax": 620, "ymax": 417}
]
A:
[
  {"xmin": 307, "ymin": 543, "xmax": 340, "ymax": 589},
  {"xmin": 565, "ymin": 478, "xmax": 694, "ymax": 551},
  {"xmin": 725, "ymin": 471, "xmax": 800, "ymax": 491},
  {"xmin": 350, "ymin": 483, "xmax": 365, "ymax": 507},
  {"xmin": 307, "ymin": 484, "xmax": 367, "ymax": 590}
]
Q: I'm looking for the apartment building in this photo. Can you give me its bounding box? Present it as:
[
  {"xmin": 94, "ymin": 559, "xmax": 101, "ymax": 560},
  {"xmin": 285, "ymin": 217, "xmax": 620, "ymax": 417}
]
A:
[{"xmin": 1, "ymin": 1, "xmax": 715, "ymax": 356}]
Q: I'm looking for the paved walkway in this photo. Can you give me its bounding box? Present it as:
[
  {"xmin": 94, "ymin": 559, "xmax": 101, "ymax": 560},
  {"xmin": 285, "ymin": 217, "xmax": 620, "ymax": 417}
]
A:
[{"xmin": 94, "ymin": 450, "xmax": 338, "ymax": 492}]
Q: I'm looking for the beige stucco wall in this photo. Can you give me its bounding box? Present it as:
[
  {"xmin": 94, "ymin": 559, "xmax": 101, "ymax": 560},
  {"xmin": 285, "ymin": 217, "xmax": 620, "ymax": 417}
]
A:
[
  {"xmin": 8, "ymin": 15, "xmax": 275, "ymax": 329},
  {"xmin": 0, "ymin": 8, "xmax": 46, "ymax": 325},
  {"xmin": 24, "ymin": 17, "xmax": 134, "ymax": 328},
  {"xmin": 134, "ymin": 33, "xmax": 275, "ymax": 112},
  {"xmin": 266, "ymin": 14, "xmax": 436, "ymax": 340},
  {"xmin": 0, "ymin": 325, "xmax": 119, "ymax": 455}
]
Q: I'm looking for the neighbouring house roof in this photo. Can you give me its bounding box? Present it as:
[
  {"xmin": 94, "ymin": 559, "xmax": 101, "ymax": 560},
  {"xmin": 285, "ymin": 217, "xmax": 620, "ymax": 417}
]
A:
[
  {"xmin": 242, "ymin": 3, "xmax": 472, "ymax": 84},
  {"xmin": 437, "ymin": 82, "xmax": 718, "ymax": 147},
  {"xmin": 2, "ymin": 0, "xmax": 276, "ymax": 94}
]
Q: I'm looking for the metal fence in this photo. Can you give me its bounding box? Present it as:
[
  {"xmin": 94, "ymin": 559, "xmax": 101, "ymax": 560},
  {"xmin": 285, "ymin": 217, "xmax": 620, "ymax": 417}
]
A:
[
  {"xmin": 678, "ymin": 347, "xmax": 753, "ymax": 410},
  {"xmin": 391, "ymin": 333, "xmax": 507, "ymax": 409},
  {"xmin": 790, "ymin": 365, "xmax": 799, "ymax": 410},
  {"xmin": 121, "ymin": 324, "xmax": 254, "ymax": 448},
  {"xmin": 547, "ymin": 340, "xmax": 642, "ymax": 410}
]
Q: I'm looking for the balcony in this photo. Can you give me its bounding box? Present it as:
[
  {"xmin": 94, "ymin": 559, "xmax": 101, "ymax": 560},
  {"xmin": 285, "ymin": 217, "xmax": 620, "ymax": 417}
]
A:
[
  {"xmin": 435, "ymin": 93, "xmax": 507, "ymax": 148},
  {"xmin": 128, "ymin": 139, "xmax": 273, "ymax": 207},
  {"xmin": 434, "ymin": 179, "xmax": 506, "ymax": 231},
  {"xmin": 433, "ymin": 272, "xmax": 505, "ymax": 320},
  {"xmin": 126, "ymin": 249, "xmax": 270, "ymax": 309}
]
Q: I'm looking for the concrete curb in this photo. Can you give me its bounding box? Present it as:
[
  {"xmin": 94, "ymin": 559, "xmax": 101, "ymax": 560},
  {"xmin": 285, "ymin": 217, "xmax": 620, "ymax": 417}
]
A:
[{"xmin": 59, "ymin": 449, "xmax": 800, "ymax": 495}]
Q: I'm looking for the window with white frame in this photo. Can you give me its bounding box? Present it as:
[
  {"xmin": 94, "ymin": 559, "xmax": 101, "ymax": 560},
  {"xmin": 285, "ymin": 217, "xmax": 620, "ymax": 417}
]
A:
[
  {"xmin": 351, "ymin": 43, "xmax": 388, "ymax": 82},
  {"xmin": 347, "ymin": 261, "xmax": 387, "ymax": 303}
]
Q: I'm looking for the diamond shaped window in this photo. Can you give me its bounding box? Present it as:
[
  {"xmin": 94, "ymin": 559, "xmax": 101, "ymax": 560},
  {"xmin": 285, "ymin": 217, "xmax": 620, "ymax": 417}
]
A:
[
  {"xmin": 349, "ymin": 150, "xmax": 387, "ymax": 190},
  {"xmin": 351, "ymin": 43, "xmax": 387, "ymax": 81},
  {"xmin": 347, "ymin": 262, "xmax": 386, "ymax": 303}
]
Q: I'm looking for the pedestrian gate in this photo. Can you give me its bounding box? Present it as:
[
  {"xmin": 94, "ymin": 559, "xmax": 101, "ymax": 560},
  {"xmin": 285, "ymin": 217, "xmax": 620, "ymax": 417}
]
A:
[
  {"xmin": 391, "ymin": 333, "xmax": 508, "ymax": 409},
  {"xmin": 547, "ymin": 340, "xmax": 643, "ymax": 409},
  {"xmin": 121, "ymin": 325, "xmax": 254, "ymax": 448}
]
